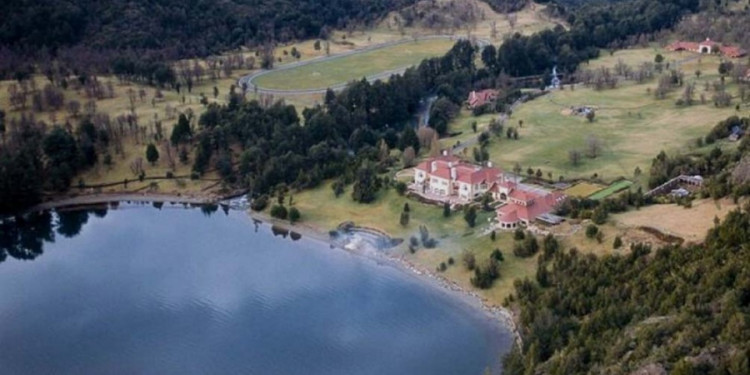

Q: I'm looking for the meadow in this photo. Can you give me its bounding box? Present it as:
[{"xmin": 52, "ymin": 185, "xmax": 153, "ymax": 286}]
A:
[
  {"xmin": 253, "ymin": 39, "xmax": 455, "ymax": 91},
  {"xmin": 479, "ymin": 49, "xmax": 743, "ymax": 183}
]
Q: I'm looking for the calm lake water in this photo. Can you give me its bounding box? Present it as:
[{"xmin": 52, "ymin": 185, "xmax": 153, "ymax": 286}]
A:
[{"xmin": 0, "ymin": 205, "xmax": 512, "ymax": 375}]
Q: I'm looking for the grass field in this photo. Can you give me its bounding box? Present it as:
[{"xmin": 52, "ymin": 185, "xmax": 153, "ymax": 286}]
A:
[
  {"xmin": 589, "ymin": 180, "xmax": 633, "ymax": 200},
  {"xmin": 479, "ymin": 49, "xmax": 741, "ymax": 182},
  {"xmin": 286, "ymin": 180, "xmax": 542, "ymax": 304},
  {"xmin": 612, "ymin": 198, "xmax": 740, "ymax": 244},
  {"xmin": 564, "ymin": 182, "xmax": 606, "ymax": 197},
  {"xmin": 254, "ymin": 39, "xmax": 455, "ymax": 90}
]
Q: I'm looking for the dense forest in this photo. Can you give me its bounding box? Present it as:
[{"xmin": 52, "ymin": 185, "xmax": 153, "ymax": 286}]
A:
[
  {"xmin": 0, "ymin": 0, "xmax": 416, "ymax": 79},
  {"xmin": 503, "ymin": 209, "xmax": 750, "ymax": 374}
]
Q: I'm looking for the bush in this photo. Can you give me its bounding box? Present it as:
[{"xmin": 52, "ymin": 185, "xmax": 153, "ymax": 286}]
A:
[
  {"xmin": 400, "ymin": 211, "xmax": 410, "ymax": 226},
  {"xmin": 395, "ymin": 181, "xmax": 407, "ymax": 196},
  {"xmin": 490, "ymin": 230, "xmax": 496, "ymax": 241},
  {"xmin": 491, "ymin": 248, "xmax": 504, "ymax": 262},
  {"xmin": 464, "ymin": 206, "xmax": 478, "ymax": 227},
  {"xmin": 462, "ymin": 250, "xmax": 477, "ymax": 270},
  {"xmin": 470, "ymin": 259, "xmax": 500, "ymax": 289},
  {"xmin": 613, "ymin": 236, "xmax": 623, "ymax": 249},
  {"xmin": 513, "ymin": 234, "xmax": 539, "ymax": 258},
  {"xmin": 250, "ymin": 194, "xmax": 269, "ymax": 211},
  {"xmin": 443, "ymin": 202, "xmax": 451, "ymax": 217},
  {"xmin": 166, "ymin": 171, "xmax": 174, "ymax": 179},
  {"xmin": 270, "ymin": 205, "xmax": 288, "ymax": 219},
  {"xmin": 438, "ymin": 262, "xmax": 447, "ymax": 272},
  {"xmin": 447, "ymin": 257, "xmax": 455, "ymax": 265},
  {"xmin": 289, "ymin": 207, "xmax": 301, "ymax": 223},
  {"xmin": 585, "ymin": 224, "xmax": 599, "ymax": 239},
  {"xmin": 514, "ymin": 228, "xmax": 525, "ymax": 240}
]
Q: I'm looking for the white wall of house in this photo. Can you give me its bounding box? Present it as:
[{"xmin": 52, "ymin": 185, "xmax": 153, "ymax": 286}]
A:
[
  {"xmin": 429, "ymin": 176, "xmax": 450, "ymax": 196},
  {"xmin": 415, "ymin": 171, "xmax": 427, "ymax": 184},
  {"xmin": 458, "ymin": 182, "xmax": 472, "ymax": 200}
]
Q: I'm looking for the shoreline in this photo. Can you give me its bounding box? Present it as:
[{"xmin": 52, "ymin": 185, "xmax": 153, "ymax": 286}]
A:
[
  {"xmin": 25, "ymin": 191, "xmax": 523, "ymax": 350},
  {"xmin": 247, "ymin": 208, "xmax": 524, "ymax": 350}
]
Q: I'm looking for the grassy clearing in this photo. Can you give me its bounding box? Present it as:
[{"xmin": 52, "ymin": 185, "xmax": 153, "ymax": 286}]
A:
[
  {"xmin": 254, "ymin": 39, "xmax": 454, "ymax": 90},
  {"xmin": 480, "ymin": 51, "xmax": 740, "ymax": 182},
  {"xmin": 288, "ymin": 180, "xmax": 540, "ymax": 304},
  {"xmin": 611, "ymin": 198, "xmax": 740, "ymax": 244},
  {"xmin": 589, "ymin": 180, "xmax": 633, "ymax": 200},
  {"xmin": 564, "ymin": 182, "xmax": 606, "ymax": 197}
]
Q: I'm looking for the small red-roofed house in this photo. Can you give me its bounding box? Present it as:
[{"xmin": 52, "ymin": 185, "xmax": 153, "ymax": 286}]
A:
[{"xmin": 467, "ymin": 89, "xmax": 499, "ymax": 109}]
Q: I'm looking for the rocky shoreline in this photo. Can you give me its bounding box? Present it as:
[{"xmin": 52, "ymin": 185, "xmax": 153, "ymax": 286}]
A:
[{"xmin": 249, "ymin": 209, "xmax": 524, "ymax": 350}]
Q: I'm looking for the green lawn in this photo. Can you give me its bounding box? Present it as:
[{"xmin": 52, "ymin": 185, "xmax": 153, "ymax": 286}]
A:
[
  {"xmin": 478, "ymin": 50, "xmax": 741, "ymax": 182},
  {"xmin": 254, "ymin": 39, "xmax": 454, "ymax": 90},
  {"xmin": 589, "ymin": 180, "xmax": 633, "ymax": 200}
]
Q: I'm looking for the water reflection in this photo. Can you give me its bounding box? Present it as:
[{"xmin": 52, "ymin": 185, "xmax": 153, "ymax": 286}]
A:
[{"xmin": 0, "ymin": 205, "xmax": 306, "ymax": 265}]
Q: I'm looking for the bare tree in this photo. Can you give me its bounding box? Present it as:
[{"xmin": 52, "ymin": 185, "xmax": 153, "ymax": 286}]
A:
[
  {"xmin": 66, "ymin": 100, "xmax": 81, "ymax": 118},
  {"xmin": 568, "ymin": 149, "xmax": 582, "ymax": 166},
  {"xmin": 585, "ymin": 135, "xmax": 603, "ymax": 158},
  {"xmin": 402, "ymin": 146, "xmax": 416, "ymax": 167}
]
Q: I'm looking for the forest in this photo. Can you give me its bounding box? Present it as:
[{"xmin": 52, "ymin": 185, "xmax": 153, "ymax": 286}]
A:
[
  {"xmin": 502, "ymin": 208, "xmax": 750, "ymax": 374},
  {"xmin": 0, "ymin": 0, "xmax": 416, "ymax": 79}
]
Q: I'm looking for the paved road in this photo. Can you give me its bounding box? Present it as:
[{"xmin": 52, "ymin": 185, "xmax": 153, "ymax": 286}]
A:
[{"xmin": 238, "ymin": 35, "xmax": 490, "ymax": 96}]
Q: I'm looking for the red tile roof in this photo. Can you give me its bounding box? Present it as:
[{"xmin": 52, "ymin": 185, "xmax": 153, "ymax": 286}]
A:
[
  {"xmin": 720, "ymin": 46, "xmax": 746, "ymax": 58},
  {"xmin": 497, "ymin": 189, "xmax": 565, "ymax": 224},
  {"xmin": 468, "ymin": 89, "xmax": 499, "ymax": 108}
]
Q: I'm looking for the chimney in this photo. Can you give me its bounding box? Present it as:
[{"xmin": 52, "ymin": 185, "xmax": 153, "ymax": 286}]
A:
[
  {"xmin": 487, "ymin": 161, "xmax": 493, "ymax": 168},
  {"xmin": 431, "ymin": 161, "xmax": 437, "ymax": 173},
  {"xmin": 450, "ymin": 167, "xmax": 457, "ymax": 181},
  {"xmin": 442, "ymin": 149, "xmax": 448, "ymax": 156}
]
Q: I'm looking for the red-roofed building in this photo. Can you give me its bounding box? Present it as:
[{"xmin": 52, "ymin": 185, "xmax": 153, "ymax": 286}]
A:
[
  {"xmin": 491, "ymin": 181, "xmax": 566, "ymax": 229},
  {"xmin": 467, "ymin": 89, "xmax": 499, "ymax": 109},
  {"xmin": 413, "ymin": 153, "xmax": 502, "ymax": 202},
  {"xmin": 666, "ymin": 38, "xmax": 746, "ymax": 58}
]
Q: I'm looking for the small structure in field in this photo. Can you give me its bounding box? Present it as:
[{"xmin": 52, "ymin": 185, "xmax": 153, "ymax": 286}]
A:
[
  {"xmin": 729, "ymin": 126, "xmax": 745, "ymax": 142},
  {"xmin": 645, "ymin": 175, "xmax": 704, "ymax": 198},
  {"xmin": 467, "ymin": 89, "xmax": 499, "ymax": 109},
  {"xmin": 666, "ymin": 38, "xmax": 746, "ymax": 58}
]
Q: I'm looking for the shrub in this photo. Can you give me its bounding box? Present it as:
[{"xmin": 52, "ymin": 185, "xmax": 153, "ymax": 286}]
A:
[
  {"xmin": 513, "ymin": 234, "xmax": 539, "ymax": 258},
  {"xmin": 250, "ymin": 195, "xmax": 269, "ymax": 211},
  {"xmin": 491, "ymin": 248, "xmax": 504, "ymax": 262},
  {"xmin": 470, "ymin": 259, "xmax": 500, "ymax": 289},
  {"xmin": 514, "ymin": 228, "xmax": 525, "ymax": 240},
  {"xmin": 613, "ymin": 236, "xmax": 623, "ymax": 249},
  {"xmin": 166, "ymin": 171, "xmax": 174, "ymax": 179},
  {"xmin": 270, "ymin": 205, "xmax": 288, "ymax": 219},
  {"xmin": 462, "ymin": 250, "xmax": 476, "ymax": 270},
  {"xmin": 586, "ymin": 224, "xmax": 599, "ymax": 239},
  {"xmin": 400, "ymin": 211, "xmax": 410, "ymax": 226},
  {"xmin": 490, "ymin": 230, "xmax": 496, "ymax": 241},
  {"xmin": 447, "ymin": 257, "xmax": 455, "ymax": 265},
  {"xmin": 464, "ymin": 206, "xmax": 478, "ymax": 227},
  {"xmin": 289, "ymin": 207, "xmax": 301, "ymax": 223},
  {"xmin": 443, "ymin": 202, "xmax": 451, "ymax": 217},
  {"xmin": 395, "ymin": 181, "xmax": 407, "ymax": 195},
  {"xmin": 438, "ymin": 262, "xmax": 447, "ymax": 272}
]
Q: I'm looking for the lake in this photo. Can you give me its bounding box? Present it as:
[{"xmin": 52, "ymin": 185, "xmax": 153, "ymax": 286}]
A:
[{"xmin": 0, "ymin": 204, "xmax": 512, "ymax": 374}]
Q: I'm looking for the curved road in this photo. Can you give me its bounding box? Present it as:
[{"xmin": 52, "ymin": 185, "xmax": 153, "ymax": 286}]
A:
[{"xmin": 238, "ymin": 35, "xmax": 490, "ymax": 96}]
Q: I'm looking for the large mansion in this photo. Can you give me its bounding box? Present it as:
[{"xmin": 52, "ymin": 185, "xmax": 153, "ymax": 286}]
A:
[
  {"xmin": 412, "ymin": 155, "xmax": 566, "ymax": 228},
  {"xmin": 414, "ymin": 154, "xmax": 502, "ymax": 201}
]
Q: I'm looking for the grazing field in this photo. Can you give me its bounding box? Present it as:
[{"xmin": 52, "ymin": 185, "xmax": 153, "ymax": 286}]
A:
[
  {"xmin": 564, "ymin": 182, "xmax": 606, "ymax": 197},
  {"xmin": 482, "ymin": 49, "xmax": 739, "ymax": 182},
  {"xmin": 612, "ymin": 198, "xmax": 740, "ymax": 243},
  {"xmin": 254, "ymin": 39, "xmax": 455, "ymax": 90},
  {"xmin": 588, "ymin": 180, "xmax": 633, "ymax": 200}
]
